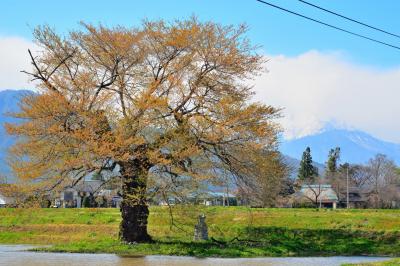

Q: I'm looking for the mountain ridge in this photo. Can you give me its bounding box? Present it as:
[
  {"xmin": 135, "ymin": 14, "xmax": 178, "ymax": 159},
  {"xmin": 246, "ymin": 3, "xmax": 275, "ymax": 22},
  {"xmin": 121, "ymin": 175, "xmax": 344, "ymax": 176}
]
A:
[
  {"xmin": 1, "ymin": 90, "xmax": 399, "ymax": 183},
  {"xmin": 0, "ymin": 89, "xmax": 32, "ymax": 181},
  {"xmin": 280, "ymin": 128, "xmax": 400, "ymax": 165}
]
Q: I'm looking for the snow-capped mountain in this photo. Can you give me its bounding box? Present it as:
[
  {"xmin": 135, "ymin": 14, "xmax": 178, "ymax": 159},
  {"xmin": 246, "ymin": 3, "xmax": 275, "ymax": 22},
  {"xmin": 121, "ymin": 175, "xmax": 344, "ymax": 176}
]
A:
[
  {"xmin": 281, "ymin": 128, "xmax": 400, "ymax": 165},
  {"xmin": 1, "ymin": 90, "xmax": 400, "ymax": 184}
]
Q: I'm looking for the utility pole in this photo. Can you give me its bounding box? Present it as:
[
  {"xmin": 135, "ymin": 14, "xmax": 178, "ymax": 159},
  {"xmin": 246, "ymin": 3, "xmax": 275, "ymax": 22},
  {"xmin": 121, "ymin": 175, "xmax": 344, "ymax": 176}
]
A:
[
  {"xmin": 225, "ymin": 170, "xmax": 230, "ymax": 207},
  {"xmin": 346, "ymin": 167, "xmax": 349, "ymax": 209},
  {"xmin": 319, "ymin": 184, "xmax": 322, "ymax": 209},
  {"xmin": 319, "ymin": 195, "xmax": 322, "ymax": 209}
]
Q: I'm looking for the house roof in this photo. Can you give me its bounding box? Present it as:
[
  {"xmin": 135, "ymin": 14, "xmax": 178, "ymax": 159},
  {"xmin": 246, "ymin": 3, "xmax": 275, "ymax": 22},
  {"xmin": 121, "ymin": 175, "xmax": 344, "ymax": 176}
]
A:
[
  {"xmin": 184, "ymin": 191, "xmax": 236, "ymax": 199},
  {"xmin": 301, "ymin": 184, "xmax": 333, "ymax": 189},
  {"xmin": 207, "ymin": 191, "xmax": 236, "ymax": 198},
  {"xmin": 338, "ymin": 187, "xmax": 369, "ymax": 202},
  {"xmin": 64, "ymin": 180, "xmax": 104, "ymax": 193}
]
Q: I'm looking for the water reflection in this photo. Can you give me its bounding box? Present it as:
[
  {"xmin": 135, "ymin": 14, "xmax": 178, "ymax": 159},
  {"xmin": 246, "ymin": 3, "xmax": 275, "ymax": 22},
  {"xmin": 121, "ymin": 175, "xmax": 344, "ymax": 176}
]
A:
[{"xmin": 0, "ymin": 245, "xmax": 392, "ymax": 266}]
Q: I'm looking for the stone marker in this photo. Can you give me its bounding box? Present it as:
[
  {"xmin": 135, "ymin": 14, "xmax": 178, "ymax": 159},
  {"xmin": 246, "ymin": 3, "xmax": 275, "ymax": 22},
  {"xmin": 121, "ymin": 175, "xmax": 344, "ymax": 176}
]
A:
[{"xmin": 194, "ymin": 214, "xmax": 208, "ymax": 241}]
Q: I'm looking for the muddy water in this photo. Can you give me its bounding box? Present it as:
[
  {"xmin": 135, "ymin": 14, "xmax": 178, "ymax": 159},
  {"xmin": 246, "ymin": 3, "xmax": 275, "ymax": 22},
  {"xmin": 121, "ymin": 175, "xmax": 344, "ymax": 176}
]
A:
[{"xmin": 0, "ymin": 245, "xmax": 393, "ymax": 266}]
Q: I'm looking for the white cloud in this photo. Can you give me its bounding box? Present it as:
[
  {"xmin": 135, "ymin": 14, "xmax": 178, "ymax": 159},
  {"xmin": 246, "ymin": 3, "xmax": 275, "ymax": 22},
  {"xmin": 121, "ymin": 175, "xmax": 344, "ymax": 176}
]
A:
[
  {"xmin": 1, "ymin": 37, "xmax": 399, "ymax": 144},
  {"xmin": 0, "ymin": 36, "xmax": 37, "ymax": 90},
  {"xmin": 254, "ymin": 50, "xmax": 400, "ymax": 143}
]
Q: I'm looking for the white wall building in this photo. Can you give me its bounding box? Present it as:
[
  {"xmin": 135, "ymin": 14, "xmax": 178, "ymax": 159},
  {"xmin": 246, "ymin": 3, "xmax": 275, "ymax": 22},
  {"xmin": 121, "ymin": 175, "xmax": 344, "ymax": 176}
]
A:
[{"xmin": 0, "ymin": 193, "xmax": 13, "ymax": 207}]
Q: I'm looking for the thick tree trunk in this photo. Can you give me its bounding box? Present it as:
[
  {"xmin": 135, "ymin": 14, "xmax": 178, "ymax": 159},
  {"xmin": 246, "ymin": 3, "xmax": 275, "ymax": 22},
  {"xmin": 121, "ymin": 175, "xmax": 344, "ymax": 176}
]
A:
[{"xmin": 119, "ymin": 160, "xmax": 152, "ymax": 243}]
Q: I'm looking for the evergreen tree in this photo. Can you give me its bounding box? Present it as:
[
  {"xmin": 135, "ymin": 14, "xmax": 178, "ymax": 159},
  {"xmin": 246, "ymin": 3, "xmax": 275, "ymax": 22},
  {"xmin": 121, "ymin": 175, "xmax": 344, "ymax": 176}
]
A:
[
  {"xmin": 326, "ymin": 147, "xmax": 340, "ymax": 174},
  {"xmin": 298, "ymin": 147, "xmax": 318, "ymax": 181}
]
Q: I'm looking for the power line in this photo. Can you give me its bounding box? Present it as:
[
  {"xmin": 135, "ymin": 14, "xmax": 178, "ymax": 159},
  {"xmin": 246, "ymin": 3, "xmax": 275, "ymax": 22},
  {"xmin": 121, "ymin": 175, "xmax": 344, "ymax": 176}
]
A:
[
  {"xmin": 298, "ymin": 0, "xmax": 400, "ymax": 39},
  {"xmin": 254, "ymin": 0, "xmax": 400, "ymax": 51}
]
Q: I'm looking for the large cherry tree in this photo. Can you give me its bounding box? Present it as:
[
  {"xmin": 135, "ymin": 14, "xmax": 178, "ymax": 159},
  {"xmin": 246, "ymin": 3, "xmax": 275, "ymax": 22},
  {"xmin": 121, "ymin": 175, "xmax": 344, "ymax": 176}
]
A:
[{"xmin": 7, "ymin": 18, "xmax": 282, "ymax": 242}]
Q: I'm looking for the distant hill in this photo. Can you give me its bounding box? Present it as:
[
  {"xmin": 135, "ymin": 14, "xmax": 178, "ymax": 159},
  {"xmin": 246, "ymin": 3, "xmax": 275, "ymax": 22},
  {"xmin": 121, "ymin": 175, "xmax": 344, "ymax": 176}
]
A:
[
  {"xmin": 0, "ymin": 89, "xmax": 32, "ymax": 182},
  {"xmin": 281, "ymin": 128, "xmax": 400, "ymax": 165}
]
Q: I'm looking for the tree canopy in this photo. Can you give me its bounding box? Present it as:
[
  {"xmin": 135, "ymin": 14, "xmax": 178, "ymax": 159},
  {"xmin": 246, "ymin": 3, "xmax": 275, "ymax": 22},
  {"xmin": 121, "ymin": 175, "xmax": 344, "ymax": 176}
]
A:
[
  {"xmin": 298, "ymin": 147, "xmax": 318, "ymax": 181},
  {"xmin": 326, "ymin": 147, "xmax": 340, "ymax": 174},
  {"xmin": 6, "ymin": 18, "xmax": 282, "ymax": 242}
]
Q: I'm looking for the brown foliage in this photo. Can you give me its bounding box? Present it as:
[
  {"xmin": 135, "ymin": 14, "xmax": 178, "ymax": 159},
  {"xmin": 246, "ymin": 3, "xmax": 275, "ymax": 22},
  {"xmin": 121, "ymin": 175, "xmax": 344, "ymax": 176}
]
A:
[
  {"xmin": 6, "ymin": 18, "xmax": 283, "ymax": 240},
  {"xmin": 7, "ymin": 18, "xmax": 281, "ymax": 192}
]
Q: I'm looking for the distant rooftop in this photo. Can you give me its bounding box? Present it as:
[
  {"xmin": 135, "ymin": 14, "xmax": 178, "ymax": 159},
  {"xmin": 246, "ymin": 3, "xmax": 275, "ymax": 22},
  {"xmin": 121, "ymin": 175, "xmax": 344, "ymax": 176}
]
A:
[{"xmin": 301, "ymin": 184, "xmax": 332, "ymax": 189}]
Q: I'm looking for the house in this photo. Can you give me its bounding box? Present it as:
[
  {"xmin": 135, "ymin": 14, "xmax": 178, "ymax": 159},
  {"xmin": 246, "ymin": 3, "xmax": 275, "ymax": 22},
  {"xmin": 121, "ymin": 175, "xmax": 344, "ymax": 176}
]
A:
[
  {"xmin": 200, "ymin": 192, "xmax": 237, "ymax": 206},
  {"xmin": 158, "ymin": 191, "xmax": 238, "ymax": 206},
  {"xmin": 111, "ymin": 195, "xmax": 122, "ymax": 208},
  {"xmin": 56, "ymin": 180, "xmax": 117, "ymax": 208},
  {"xmin": 0, "ymin": 193, "xmax": 14, "ymax": 207},
  {"xmin": 338, "ymin": 187, "xmax": 369, "ymax": 208},
  {"xmin": 59, "ymin": 186, "xmax": 82, "ymax": 208},
  {"xmin": 0, "ymin": 194, "xmax": 6, "ymax": 207},
  {"xmin": 293, "ymin": 184, "xmax": 339, "ymax": 209}
]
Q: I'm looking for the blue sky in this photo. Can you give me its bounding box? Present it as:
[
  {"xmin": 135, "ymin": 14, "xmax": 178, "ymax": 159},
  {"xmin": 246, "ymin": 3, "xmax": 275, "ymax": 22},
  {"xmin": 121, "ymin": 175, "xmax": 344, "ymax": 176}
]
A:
[
  {"xmin": 1, "ymin": 0, "xmax": 400, "ymax": 67},
  {"xmin": 1, "ymin": 0, "xmax": 400, "ymax": 142}
]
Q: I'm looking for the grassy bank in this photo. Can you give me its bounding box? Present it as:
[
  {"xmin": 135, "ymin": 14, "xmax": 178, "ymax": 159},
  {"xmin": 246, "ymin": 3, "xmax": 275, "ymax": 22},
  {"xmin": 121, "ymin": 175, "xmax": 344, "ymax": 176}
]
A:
[
  {"xmin": 0, "ymin": 207, "xmax": 399, "ymax": 257},
  {"xmin": 343, "ymin": 259, "xmax": 400, "ymax": 265}
]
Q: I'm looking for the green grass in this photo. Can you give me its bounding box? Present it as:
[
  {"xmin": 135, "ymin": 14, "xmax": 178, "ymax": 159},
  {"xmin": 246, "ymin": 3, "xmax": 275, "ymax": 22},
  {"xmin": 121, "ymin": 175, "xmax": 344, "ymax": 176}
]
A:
[
  {"xmin": 0, "ymin": 207, "xmax": 399, "ymax": 257},
  {"xmin": 342, "ymin": 258, "xmax": 400, "ymax": 265}
]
